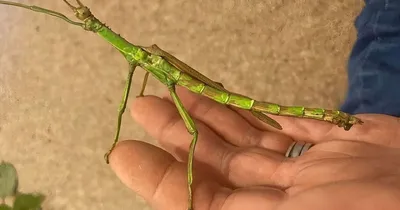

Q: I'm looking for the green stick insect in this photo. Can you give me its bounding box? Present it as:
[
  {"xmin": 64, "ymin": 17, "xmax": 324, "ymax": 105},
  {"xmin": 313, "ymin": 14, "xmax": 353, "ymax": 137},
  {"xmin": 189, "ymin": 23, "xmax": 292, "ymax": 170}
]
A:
[{"xmin": 0, "ymin": 1, "xmax": 363, "ymax": 209}]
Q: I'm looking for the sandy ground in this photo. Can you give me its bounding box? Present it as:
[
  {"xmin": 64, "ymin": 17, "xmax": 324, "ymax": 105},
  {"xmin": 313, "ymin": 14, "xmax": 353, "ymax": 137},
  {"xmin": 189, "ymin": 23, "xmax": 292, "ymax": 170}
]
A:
[{"xmin": 0, "ymin": 0, "xmax": 363, "ymax": 209}]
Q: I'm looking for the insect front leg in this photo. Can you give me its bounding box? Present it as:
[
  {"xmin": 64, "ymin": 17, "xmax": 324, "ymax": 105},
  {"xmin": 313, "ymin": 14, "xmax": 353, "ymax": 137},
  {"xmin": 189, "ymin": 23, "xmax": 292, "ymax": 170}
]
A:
[
  {"xmin": 104, "ymin": 63, "xmax": 138, "ymax": 164},
  {"xmin": 168, "ymin": 84, "xmax": 198, "ymax": 210}
]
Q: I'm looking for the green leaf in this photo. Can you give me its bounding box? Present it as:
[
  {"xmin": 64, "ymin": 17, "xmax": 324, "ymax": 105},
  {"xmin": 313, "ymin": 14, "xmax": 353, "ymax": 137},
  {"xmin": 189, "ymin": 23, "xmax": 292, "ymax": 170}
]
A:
[
  {"xmin": 13, "ymin": 193, "xmax": 45, "ymax": 210},
  {"xmin": 0, "ymin": 162, "xmax": 18, "ymax": 198},
  {"xmin": 0, "ymin": 204, "xmax": 12, "ymax": 210}
]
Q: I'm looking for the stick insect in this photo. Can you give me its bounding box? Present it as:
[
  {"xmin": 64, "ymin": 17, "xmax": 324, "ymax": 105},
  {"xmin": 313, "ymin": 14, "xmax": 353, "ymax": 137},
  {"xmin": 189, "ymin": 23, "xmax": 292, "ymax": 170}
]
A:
[{"xmin": 0, "ymin": 1, "xmax": 364, "ymax": 209}]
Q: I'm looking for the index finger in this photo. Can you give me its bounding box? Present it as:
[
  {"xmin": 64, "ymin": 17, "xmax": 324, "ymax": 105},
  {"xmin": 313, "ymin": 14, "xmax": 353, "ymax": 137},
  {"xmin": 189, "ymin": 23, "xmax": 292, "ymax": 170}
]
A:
[{"xmin": 109, "ymin": 140, "xmax": 215, "ymax": 210}]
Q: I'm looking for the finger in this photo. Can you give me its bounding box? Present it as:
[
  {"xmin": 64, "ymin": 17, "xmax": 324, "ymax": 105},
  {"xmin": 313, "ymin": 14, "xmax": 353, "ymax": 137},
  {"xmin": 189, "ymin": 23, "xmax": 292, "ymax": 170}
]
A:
[
  {"xmin": 158, "ymin": 86, "xmax": 399, "ymax": 147},
  {"xmin": 322, "ymin": 114, "xmax": 400, "ymax": 147},
  {"xmin": 234, "ymin": 108, "xmax": 337, "ymax": 142},
  {"xmin": 130, "ymin": 96, "xmax": 290, "ymax": 188},
  {"xmin": 108, "ymin": 140, "xmax": 219, "ymax": 210},
  {"xmin": 109, "ymin": 140, "xmax": 286, "ymax": 210},
  {"xmin": 238, "ymin": 110, "xmax": 400, "ymax": 148},
  {"xmin": 221, "ymin": 147, "xmax": 291, "ymax": 188},
  {"xmin": 161, "ymin": 87, "xmax": 293, "ymax": 153},
  {"xmin": 130, "ymin": 95, "xmax": 234, "ymax": 167}
]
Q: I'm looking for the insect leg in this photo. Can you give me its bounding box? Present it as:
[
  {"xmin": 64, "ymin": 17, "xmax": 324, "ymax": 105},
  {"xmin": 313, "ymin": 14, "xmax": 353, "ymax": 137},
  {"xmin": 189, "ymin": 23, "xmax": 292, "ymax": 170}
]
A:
[
  {"xmin": 168, "ymin": 84, "xmax": 198, "ymax": 210},
  {"xmin": 104, "ymin": 63, "xmax": 137, "ymax": 164},
  {"xmin": 137, "ymin": 72, "xmax": 150, "ymax": 97}
]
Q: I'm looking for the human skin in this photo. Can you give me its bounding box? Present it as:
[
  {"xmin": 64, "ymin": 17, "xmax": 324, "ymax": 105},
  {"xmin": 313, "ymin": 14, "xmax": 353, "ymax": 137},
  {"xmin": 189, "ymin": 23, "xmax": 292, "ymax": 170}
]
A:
[{"xmin": 109, "ymin": 88, "xmax": 400, "ymax": 210}]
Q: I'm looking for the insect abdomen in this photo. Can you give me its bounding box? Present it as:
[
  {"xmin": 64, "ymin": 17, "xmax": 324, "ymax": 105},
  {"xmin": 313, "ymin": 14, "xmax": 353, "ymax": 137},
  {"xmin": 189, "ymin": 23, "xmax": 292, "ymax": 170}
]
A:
[{"xmin": 176, "ymin": 72, "xmax": 254, "ymax": 109}]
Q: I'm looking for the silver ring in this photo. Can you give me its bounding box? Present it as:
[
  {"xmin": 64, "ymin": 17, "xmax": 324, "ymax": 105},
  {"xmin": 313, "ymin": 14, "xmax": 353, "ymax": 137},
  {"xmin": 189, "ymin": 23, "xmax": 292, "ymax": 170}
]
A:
[{"xmin": 285, "ymin": 141, "xmax": 314, "ymax": 158}]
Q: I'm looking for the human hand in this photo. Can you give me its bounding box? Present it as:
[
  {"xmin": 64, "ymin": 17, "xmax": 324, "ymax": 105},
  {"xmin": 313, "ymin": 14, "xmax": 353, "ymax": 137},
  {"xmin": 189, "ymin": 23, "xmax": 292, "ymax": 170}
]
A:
[{"xmin": 109, "ymin": 88, "xmax": 400, "ymax": 210}]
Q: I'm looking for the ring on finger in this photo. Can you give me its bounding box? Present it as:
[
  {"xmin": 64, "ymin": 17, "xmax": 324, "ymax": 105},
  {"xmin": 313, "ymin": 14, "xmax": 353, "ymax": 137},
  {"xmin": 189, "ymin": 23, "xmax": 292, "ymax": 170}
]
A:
[{"xmin": 285, "ymin": 141, "xmax": 314, "ymax": 158}]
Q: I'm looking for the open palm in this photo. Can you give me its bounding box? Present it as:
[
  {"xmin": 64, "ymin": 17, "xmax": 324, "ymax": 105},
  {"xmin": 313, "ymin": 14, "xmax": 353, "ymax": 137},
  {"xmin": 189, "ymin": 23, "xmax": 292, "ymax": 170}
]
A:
[{"xmin": 110, "ymin": 88, "xmax": 400, "ymax": 210}]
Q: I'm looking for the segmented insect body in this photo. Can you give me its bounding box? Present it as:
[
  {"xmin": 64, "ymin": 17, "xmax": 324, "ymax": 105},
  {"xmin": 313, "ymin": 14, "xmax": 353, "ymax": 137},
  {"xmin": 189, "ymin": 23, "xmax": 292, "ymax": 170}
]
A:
[{"xmin": 0, "ymin": 1, "xmax": 364, "ymax": 209}]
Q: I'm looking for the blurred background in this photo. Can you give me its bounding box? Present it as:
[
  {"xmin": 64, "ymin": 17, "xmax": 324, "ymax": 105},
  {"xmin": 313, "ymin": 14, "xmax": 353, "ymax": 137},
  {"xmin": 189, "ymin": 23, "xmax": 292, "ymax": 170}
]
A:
[{"xmin": 0, "ymin": 0, "xmax": 363, "ymax": 209}]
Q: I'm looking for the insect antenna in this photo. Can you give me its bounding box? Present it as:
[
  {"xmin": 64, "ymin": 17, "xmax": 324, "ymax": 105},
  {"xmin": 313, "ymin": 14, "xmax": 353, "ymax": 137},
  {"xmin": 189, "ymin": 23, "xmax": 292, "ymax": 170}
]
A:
[{"xmin": 0, "ymin": 0, "xmax": 84, "ymax": 27}]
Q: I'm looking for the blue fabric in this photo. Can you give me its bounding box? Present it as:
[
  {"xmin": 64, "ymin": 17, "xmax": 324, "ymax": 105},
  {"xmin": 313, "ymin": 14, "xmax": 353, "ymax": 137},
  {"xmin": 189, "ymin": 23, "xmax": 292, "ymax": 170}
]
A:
[{"xmin": 340, "ymin": 0, "xmax": 400, "ymax": 116}]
